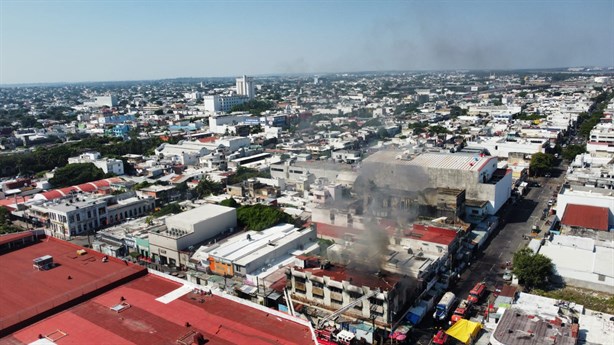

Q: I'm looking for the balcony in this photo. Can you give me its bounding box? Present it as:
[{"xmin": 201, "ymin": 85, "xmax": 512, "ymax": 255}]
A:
[{"xmin": 330, "ymin": 291, "xmax": 343, "ymax": 303}]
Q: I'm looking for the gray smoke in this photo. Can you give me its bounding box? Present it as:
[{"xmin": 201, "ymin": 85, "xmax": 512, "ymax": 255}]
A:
[{"xmin": 332, "ymin": 149, "xmax": 432, "ymax": 273}]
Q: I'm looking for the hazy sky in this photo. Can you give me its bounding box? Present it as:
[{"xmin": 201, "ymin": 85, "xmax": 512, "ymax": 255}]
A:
[{"xmin": 1, "ymin": 0, "xmax": 613, "ymax": 84}]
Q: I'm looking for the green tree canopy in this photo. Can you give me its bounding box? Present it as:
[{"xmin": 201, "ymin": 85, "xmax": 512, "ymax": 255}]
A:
[
  {"xmin": 237, "ymin": 204, "xmax": 293, "ymax": 231},
  {"xmin": 428, "ymin": 125, "xmax": 450, "ymax": 135},
  {"xmin": 219, "ymin": 198, "xmax": 239, "ymax": 208},
  {"xmin": 195, "ymin": 176, "xmax": 224, "ymax": 198},
  {"xmin": 231, "ymin": 99, "xmax": 275, "ymax": 116},
  {"xmin": 377, "ymin": 127, "xmax": 390, "ymax": 139},
  {"xmin": 227, "ymin": 167, "xmax": 270, "ymax": 185},
  {"xmin": 153, "ymin": 203, "xmax": 182, "ymax": 217},
  {"xmin": 562, "ymin": 144, "xmax": 586, "ymax": 161},
  {"xmin": 530, "ymin": 152, "xmax": 555, "ymax": 177},
  {"xmin": 49, "ymin": 163, "xmax": 105, "ymax": 188},
  {"xmin": 0, "ymin": 207, "xmax": 19, "ymax": 234},
  {"xmin": 513, "ymin": 248, "xmax": 553, "ymax": 290}
]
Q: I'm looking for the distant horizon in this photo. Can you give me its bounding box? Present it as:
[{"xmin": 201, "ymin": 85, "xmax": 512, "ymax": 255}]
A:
[
  {"xmin": 2, "ymin": 1, "xmax": 612, "ymax": 85},
  {"xmin": 1, "ymin": 65, "xmax": 613, "ymax": 88}
]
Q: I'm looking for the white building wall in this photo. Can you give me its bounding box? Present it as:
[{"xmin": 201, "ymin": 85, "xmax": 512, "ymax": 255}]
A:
[{"xmin": 556, "ymin": 191, "xmax": 614, "ymax": 225}]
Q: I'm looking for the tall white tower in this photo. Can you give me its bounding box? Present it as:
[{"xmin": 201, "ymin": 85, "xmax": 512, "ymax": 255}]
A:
[{"xmin": 236, "ymin": 75, "xmax": 255, "ymax": 99}]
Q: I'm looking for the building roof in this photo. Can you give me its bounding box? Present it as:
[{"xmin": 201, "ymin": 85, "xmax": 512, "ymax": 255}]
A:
[
  {"xmin": 298, "ymin": 265, "xmax": 402, "ymax": 291},
  {"xmin": 2, "ymin": 273, "xmax": 314, "ymax": 345},
  {"xmin": 492, "ymin": 308, "xmax": 577, "ymax": 345},
  {"xmin": 165, "ymin": 204, "xmax": 236, "ymax": 228},
  {"xmin": 0, "ymin": 231, "xmax": 39, "ymax": 246},
  {"xmin": 406, "ymin": 224, "xmax": 459, "ymax": 246},
  {"xmin": 0, "ymin": 237, "xmax": 146, "ymax": 335},
  {"xmin": 35, "ymin": 178, "xmax": 123, "ymax": 201},
  {"xmin": 364, "ymin": 150, "xmax": 497, "ymax": 172},
  {"xmin": 561, "ymin": 204, "xmax": 609, "ymax": 231}
]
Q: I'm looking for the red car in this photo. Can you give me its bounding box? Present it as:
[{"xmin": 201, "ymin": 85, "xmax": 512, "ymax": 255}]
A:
[
  {"xmin": 467, "ymin": 282, "xmax": 487, "ymax": 304},
  {"xmin": 432, "ymin": 330, "xmax": 449, "ymax": 345}
]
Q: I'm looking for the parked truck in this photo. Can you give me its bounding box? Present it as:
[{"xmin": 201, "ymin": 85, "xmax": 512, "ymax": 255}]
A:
[
  {"xmin": 433, "ymin": 292, "xmax": 456, "ymax": 321},
  {"xmin": 450, "ymin": 299, "xmax": 472, "ymax": 324}
]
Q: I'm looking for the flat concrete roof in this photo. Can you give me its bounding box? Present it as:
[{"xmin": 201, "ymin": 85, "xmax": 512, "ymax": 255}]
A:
[
  {"xmin": 364, "ymin": 150, "xmax": 497, "ymax": 172},
  {"xmin": 165, "ymin": 204, "xmax": 235, "ymax": 226}
]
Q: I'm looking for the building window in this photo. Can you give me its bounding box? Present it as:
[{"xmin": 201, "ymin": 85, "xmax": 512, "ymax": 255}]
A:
[{"xmin": 598, "ymin": 274, "xmax": 606, "ymax": 282}]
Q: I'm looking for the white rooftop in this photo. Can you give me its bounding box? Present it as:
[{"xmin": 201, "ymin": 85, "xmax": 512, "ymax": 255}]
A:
[
  {"xmin": 165, "ymin": 203, "xmax": 235, "ymax": 227},
  {"xmin": 364, "ymin": 150, "xmax": 496, "ymax": 172}
]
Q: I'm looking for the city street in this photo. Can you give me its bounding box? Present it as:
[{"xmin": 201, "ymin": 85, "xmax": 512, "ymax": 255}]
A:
[{"xmin": 411, "ymin": 164, "xmax": 568, "ymax": 344}]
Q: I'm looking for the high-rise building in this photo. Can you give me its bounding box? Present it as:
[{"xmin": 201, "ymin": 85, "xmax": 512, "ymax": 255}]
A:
[
  {"xmin": 236, "ymin": 75, "xmax": 255, "ymax": 99},
  {"xmin": 94, "ymin": 95, "xmax": 118, "ymax": 107}
]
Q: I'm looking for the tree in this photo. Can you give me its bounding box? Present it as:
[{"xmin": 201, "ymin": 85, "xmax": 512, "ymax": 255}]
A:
[
  {"xmin": 428, "ymin": 125, "xmax": 450, "ymax": 135},
  {"xmin": 377, "ymin": 127, "xmax": 390, "ymax": 140},
  {"xmin": 231, "ymin": 99, "xmax": 275, "ymax": 116},
  {"xmin": 195, "ymin": 176, "xmax": 224, "ymax": 198},
  {"xmin": 227, "ymin": 167, "xmax": 269, "ymax": 185},
  {"xmin": 530, "ymin": 153, "xmax": 555, "ymax": 177},
  {"xmin": 20, "ymin": 116, "xmax": 39, "ymax": 128},
  {"xmin": 237, "ymin": 204, "xmax": 294, "ymax": 231},
  {"xmin": 219, "ymin": 198, "xmax": 239, "ymax": 208},
  {"xmin": 562, "ymin": 144, "xmax": 586, "ymax": 161},
  {"xmin": 0, "ymin": 207, "xmax": 19, "ymax": 234},
  {"xmin": 513, "ymin": 248, "xmax": 553, "ymax": 290},
  {"xmin": 49, "ymin": 163, "xmax": 105, "ymax": 188},
  {"xmin": 153, "ymin": 203, "xmax": 182, "ymax": 217}
]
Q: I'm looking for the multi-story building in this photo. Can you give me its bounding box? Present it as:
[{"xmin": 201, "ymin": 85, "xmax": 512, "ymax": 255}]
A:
[
  {"xmin": 27, "ymin": 192, "xmax": 154, "ymax": 239},
  {"xmin": 287, "ymin": 259, "xmax": 415, "ymax": 328},
  {"xmin": 361, "ymin": 150, "xmax": 512, "ymax": 215},
  {"xmin": 587, "ymin": 122, "xmax": 614, "ymax": 157},
  {"xmin": 236, "ymin": 75, "xmax": 255, "ymax": 99},
  {"xmin": 68, "ymin": 152, "xmax": 124, "ymax": 175},
  {"xmin": 203, "ymin": 95, "xmax": 249, "ymax": 113},
  {"xmin": 193, "ymin": 223, "xmax": 317, "ymax": 277},
  {"xmin": 148, "ymin": 204, "xmax": 237, "ymax": 267},
  {"xmin": 208, "ymin": 113, "xmax": 254, "ymax": 133},
  {"xmin": 92, "ymin": 95, "xmax": 118, "ymax": 108},
  {"xmin": 29, "ymin": 196, "xmax": 107, "ymax": 239}
]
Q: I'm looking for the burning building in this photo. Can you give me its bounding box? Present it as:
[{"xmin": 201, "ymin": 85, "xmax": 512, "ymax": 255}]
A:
[{"xmin": 287, "ymin": 257, "xmax": 415, "ymax": 328}]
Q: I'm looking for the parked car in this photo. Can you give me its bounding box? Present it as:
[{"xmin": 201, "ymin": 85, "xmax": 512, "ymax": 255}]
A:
[{"xmin": 503, "ymin": 270, "xmax": 513, "ymax": 281}]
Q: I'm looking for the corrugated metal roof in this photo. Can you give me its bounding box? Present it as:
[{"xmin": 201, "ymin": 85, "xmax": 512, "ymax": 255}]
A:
[{"xmin": 561, "ymin": 204, "xmax": 609, "ymax": 231}]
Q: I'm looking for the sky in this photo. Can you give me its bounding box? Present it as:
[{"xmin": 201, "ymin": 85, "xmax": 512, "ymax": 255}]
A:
[{"xmin": 1, "ymin": 0, "xmax": 613, "ymax": 84}]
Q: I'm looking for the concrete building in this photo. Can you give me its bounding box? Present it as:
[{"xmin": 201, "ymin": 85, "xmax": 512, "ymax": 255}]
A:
[
  {"xmin": 27, "ymin": 192, "xmax": 154, "ymax": 239},
  {"xmin": 537, "ymin": 234, "xmax": 614, "ymax": 293},
  {"xmin": 208, "ymin": 113, "xmax": 254, "ymax": 133},
  {"xmin": 203, "ymin": 95, "xmax": 249, "ymax": 113},
  {"xmin": 587, "ymin": 122, "xmax": 614, "ymax": 157},
  {"xmin": 556, "ymin": 185, "xmax": 614, "ymax": 228},
  {"xmin": 236, "ymin": 75, "xmax": 255, "ymax": 99},
  {"xmin": 287, "ymin": 260, "xmax": 416, "ymax": 328},
  {"xmin": 490, "ymin": 307, "xmax": 578, "ymax": 345},
  {"xmin": 68, "ymin": 151, "xmax": 125, "ymax": 175},
  {"xmin": 362, "ymin": 150, "xmax": 512, "ymax": 215},
  {"xmin": 465, "ymin": 138, "xmax": 546, "ymax": 159},
  {"xmin": 28, "ymin": 196, "xmax": 108, "ymax": 239},
  {"xmin": 193, "ymin": 223, "xmax": 317, "ymax": 277},
  {"xmin": 90, "ymin": 95, "xmax": 118, "ymax": 108},
  {"xmin": 148, "ymin": 204, "xmax": 237, "ymax": 267},
  {"xmin": 270, "ymin": 160, "xmax": 356, "ymax": 190}
]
